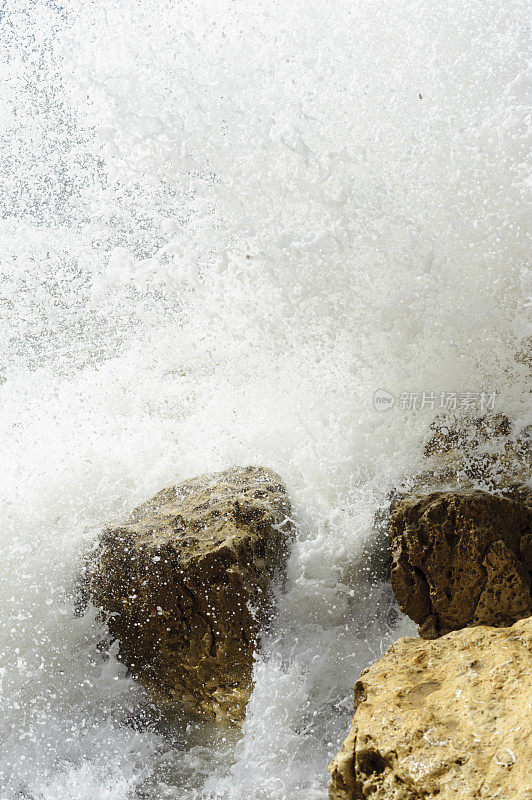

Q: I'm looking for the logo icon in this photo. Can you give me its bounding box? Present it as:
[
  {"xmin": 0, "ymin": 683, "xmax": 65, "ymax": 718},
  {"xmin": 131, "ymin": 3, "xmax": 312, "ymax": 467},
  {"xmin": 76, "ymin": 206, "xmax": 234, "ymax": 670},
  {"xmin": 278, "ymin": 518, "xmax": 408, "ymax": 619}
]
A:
[{"xmin": 374, "ymin": 389, "xmax": 395, "ymax": 411}]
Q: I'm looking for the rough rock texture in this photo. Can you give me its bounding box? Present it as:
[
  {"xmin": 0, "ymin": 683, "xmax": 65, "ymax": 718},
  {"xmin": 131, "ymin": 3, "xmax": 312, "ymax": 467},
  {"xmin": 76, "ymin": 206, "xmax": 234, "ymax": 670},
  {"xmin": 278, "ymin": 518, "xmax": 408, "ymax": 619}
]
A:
[
  {"xmin": 417, "ymin": 413, "xmax": 531, "ymax": 493},
  {"xmin": 329, "ymin": 618, "xmax": 532, "ymax": 800},
  {"xmin": 371, "ymin": 414, "xmax": 530, "ymax": 587},
  {"xmin": 389, "ymin": 488, "xmax": 532, "ymax": 638},
  {"xmin": 84, "ymin": 466, "xmax": 292, "ymax": 723}
]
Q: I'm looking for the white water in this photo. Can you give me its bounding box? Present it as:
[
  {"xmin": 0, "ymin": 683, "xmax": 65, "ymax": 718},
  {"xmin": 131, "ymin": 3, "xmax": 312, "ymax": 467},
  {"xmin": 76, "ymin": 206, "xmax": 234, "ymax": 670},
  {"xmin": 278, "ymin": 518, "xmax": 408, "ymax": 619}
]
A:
[{"xmin": 0, "ymin": 1, "xmax": 529, "ymax": 798}]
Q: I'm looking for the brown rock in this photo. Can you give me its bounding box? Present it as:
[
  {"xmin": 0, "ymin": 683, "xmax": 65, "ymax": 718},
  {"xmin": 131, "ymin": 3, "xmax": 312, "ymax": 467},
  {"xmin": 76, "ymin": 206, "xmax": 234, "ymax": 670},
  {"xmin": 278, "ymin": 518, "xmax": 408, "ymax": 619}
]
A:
[
  {"xmin": 84, "ymin": 466, "xmax": 292, "ymax": 723},
  {"xmin": 389, "ymin": 488, "xmax": 531, "ymax": 637},
  {"xmin": 328, "ymin": 618, "xmax": 532, "ymax": 800}
]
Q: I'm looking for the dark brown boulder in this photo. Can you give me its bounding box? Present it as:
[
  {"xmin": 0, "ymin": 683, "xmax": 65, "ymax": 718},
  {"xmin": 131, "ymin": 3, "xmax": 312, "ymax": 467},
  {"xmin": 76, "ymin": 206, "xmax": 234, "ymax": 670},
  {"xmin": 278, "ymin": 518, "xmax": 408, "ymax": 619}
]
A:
[
  {"xmin": 83, "ymin": 466, "xmax": 292, "ymax": 723},
  {"xmin": 389, "ymin": 488, "xmax": 531, "ymax": 638}
]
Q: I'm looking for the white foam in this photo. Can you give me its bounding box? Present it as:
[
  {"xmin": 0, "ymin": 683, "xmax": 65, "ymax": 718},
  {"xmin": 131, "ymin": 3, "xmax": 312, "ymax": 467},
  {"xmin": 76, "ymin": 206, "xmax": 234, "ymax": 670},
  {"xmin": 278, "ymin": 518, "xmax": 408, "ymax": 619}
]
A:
[{"xmin": 0, "ymin": 0, "xmax": 529, "ymax": 797}]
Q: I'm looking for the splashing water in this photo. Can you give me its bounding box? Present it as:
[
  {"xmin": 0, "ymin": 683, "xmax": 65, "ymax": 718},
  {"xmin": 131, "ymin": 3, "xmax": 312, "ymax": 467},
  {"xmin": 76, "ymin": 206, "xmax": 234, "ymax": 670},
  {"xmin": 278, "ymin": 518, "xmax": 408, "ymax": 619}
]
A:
[{"xmin": 0, "ymin": 1, "xmax": 529, "ymax": 798}]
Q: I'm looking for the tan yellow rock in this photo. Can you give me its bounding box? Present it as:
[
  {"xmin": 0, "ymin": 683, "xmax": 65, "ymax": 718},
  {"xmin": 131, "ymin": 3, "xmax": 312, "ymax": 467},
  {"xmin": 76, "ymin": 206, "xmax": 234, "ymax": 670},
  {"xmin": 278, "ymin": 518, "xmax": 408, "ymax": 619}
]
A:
[
  {"xmin": 83, "ymin": 466, "xmax": 292, "ymax": 723},
  {"xmin": 329, "ymin": 618, "xmax": 532, "ymax": 800},
  {"xmin": 389, "ymin": 488, "xmax": 531, "ymax": 638}
]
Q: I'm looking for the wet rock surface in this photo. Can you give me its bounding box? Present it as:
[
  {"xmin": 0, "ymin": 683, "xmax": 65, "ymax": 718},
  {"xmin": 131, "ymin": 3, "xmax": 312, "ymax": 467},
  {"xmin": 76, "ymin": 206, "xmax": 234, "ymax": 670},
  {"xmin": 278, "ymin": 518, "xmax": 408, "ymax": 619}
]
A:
[
  {"xmin": 84, "ymin": 466, "xmax": 292, "ymax": 723},
  {"xmin": 389, "ymin": 487, "xmax": 531, "ymax": 638},
  {"xmin": 329, "ymin": 617, "xmax": 532, "ymax": 800},
  {"xmin": 416, "ymin": 413, "xmax": 531, "ymax": 492}
]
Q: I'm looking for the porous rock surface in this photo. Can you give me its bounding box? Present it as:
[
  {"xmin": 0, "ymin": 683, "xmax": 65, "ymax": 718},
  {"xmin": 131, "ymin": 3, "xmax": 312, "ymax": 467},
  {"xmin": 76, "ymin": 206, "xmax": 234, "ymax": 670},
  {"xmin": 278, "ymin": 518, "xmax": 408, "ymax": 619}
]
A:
[
  {"xmin": 328, "ymin": 617, "xmax": 532, "ymax": 800},
  {"xmin": 389, "ymin": 488, "xmax": 531, "ymax": 638},
  {"xmin": 371, "ymin": 414, "xmax": 530, "ymax": 589},
  {"xmin": 84, "ymin": 466, "xmax": 292, "ymax": 723}
]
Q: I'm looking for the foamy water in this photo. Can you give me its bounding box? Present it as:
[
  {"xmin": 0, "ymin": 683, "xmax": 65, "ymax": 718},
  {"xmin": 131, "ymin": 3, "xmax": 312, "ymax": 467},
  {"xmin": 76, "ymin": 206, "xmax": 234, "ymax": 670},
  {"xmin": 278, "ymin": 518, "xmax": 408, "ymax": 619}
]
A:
[{"xmin": 0, "ymin": 1, "xmax": 529, "ymax": 798}]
